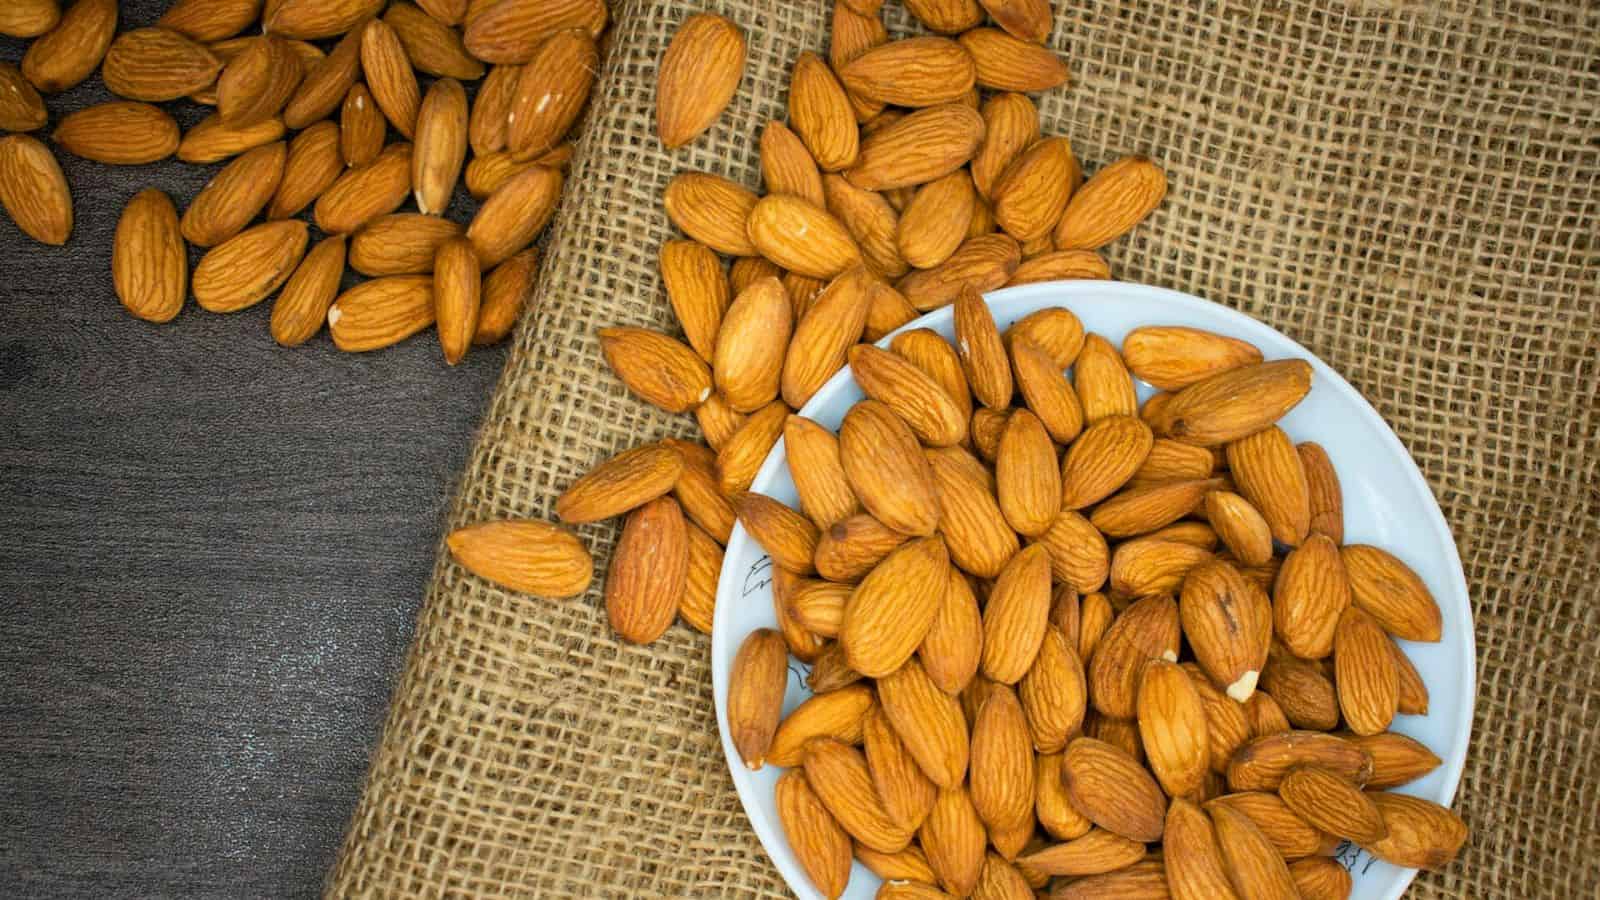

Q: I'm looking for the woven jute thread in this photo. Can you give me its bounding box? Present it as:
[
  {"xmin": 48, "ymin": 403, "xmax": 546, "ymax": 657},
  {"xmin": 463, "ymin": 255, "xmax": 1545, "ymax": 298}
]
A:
[{"xmin": 328, "ymin": 1, "xmax": 1600, "ymax": 896}]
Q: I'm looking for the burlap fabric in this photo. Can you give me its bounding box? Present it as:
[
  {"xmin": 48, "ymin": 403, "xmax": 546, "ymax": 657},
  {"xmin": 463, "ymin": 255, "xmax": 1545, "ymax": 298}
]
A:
[{"xmin": 327, "ymin": 1, "xmax": 1600, "ymax": 896}]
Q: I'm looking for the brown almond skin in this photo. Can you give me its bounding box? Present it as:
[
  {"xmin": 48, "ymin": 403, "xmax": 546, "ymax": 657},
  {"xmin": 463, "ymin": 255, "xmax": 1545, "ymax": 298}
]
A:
[
  {"xmin": 782, "ymin": 266, "xmax": 874, "ymax": 408},
  {"xmin": 1228, "ymin": 425, "xmax": 1312, "ymax": 546},
  {"xmin": 657, "ymin": 13, "xmax": 747, "ymax": 148},
  {"xmin": 664, "ymin": 171, "xmax": 760, "ymax": 256},
  {"xmin": 822, "ymin": 175, "xmax": 906, "ymax": 279},
  {"xmin": 384, "ymin": 1, "xmax": 484, "ymax": 80},
  {"xmin": 1034, "ymin": 751, "xmax": 1092, "ymax": 841},
  {"xmin": 340, "ymin": 81, "xmax": 384, "ymax": 162},
  {"xmin": 1260, "ymin": 646, "xmax": 1339, "ymax": 731},
  {"xmin": 1123, "ymin": 325, "xmax": 1264, "ymax": 391},
  {"xmin": 1147, "ymin": 359, "xmax": 1313, "ymax": 447},
  {"xmin": 981, "ymin": 544, "xmax": 1052, "ymax": 685},
  {"xmin": 839, "ymin": 401, "xmax": 943, "ymax": 537},
  {"xmin": 0, "ymin": 62, "xmax": 48, "ymax": 132},
  {"xmin": 1033, "ymin": 510, "xmax": 1108, "ymax": 594},
  {"xmin": 661, "ymin": 239, "xmax": 730, "ymax": 362},
  {"xmin": 995, "ymin": 409, "xmax": 1059, "ymax": 536},
  {"xmin": 784, "ymin": 416, "xmax": 861, "ymax": 533},
  {"xmin": 840, "ymin": 536, "xmax": 949, "ymax": 678},
  {"xmin": 803, "ymin": 738, "xmax": 914, "ymax": 854},
  {"xmin": 348, "ymin": 214, "xmax": 465, "ymax": 276},
  {"xmin": 736, "ymin": 492, "xmax": 819, "ymax": 575},
  {"xmin": 1363, "ymin": 792, "xmax": 1468, "ymax": 871},
  {"xmin": 788, "ymin": 51, "xmax": 859, "ymax": 172},
  {"xmin": 1180, "ymin": 559, "xmax": 1270, "ymax": 704},
  {"xmin": 326, "ymin": 275, "xmax": 436, "ymax": 351},
  {"xmin": 52, "ymin": 101, "xmax": 179, "ymax": 165},
  {"xmin": 1226, "ymin": 731, "xmax": 1374, "ymax": 792},
  {"xmin": 22, "ymin": 0, "xmax": 118, "ymax": 93},
  {"xmin": 433, "ymin": 237, "xmax": 480, "ymax": 365},
  {"xmin": 1297, "ymin": 441, "xmax": 1345, "ymax": 543},
  {"xmin": 840, "ymin": 36, "xmax": 976, "ymax": 108},
  {"xmin": 270, "ymin": 235, "xmax": 346, "ymax": 347},
  {"xmin": 508, "ymin": 28, "xmax": 596, "ymax": 157},
  {"xmin": 992, "ymin": 136, "xmax": 1078, "ymax": 241},
  {"xmin": 1055, "ymin": 155, "xmax": 1167, "ymax": 250},
  {"xmin": 469, "ymin": 63, "xmax": 521, "ymax": 156},
  {"xmin": 606, "ymin": 496, "xmax": 688, "ymax": 645},
  {"xmin": 891, "ymin": 328, "xmax": 973, "ymax": 423},
  {"xmin": 1138, "ymin": 660, "xmax": 1211, "ymax": 799},
  {"xmin": 747, "ymin": 194, "xmax": 862, "ymax": 280},
  {"xmin": 919, "ymin": 567, "xmax": 981, "ymax": 695},
  {"xmin": 678, "ymin": 522, "xmax": 721, "ymax": 634},
  {"xmin": 959, "ymin": 27, "xmax": 1068, "ymax": 92},
  {"xmin": 969, "ymin": 686, "xmax": 1034, "ymax": 834},
  {"xmin": 850, "ymin": 345, "xmax": 968, "ymax": 447},
  {"xmin": 191, "ymin": 219, "xmax": 308, "ymax": 313},
  {"xmin": 717, "ymin": 401, "xmax": 787, "ymax": 495},
  {"xmin": 462, "ymin": 0, "xmax": 607, "ymax": 65},
  {"xmin": 282, "ymin": 21, "xmax": 366, "ymax": 129},
  {"xmin": 1205, "ymin": 490, "xmax": 1274, "ymax": 566},
  {"xmin": 879, "ymin": 658, "xmax": 970, "ymax": 789},
  {"xmin": 268, "ymin": 121, "xmax": 343, "ymax": 221},
  {"xmin": 863, "ymin": 705, "xmax": 938, "ymax": 835},
  {"xmin": 268, "ymin": 0, "xmax": 385, "ymax": 40},
  {"xmin": 467, "ymin": 163, "xmax": 563, "ymax": 267},
  {"xmin": 412, "ymin": 77, "xmax": 469, "ymax": 216},
  {"xmin": 102, "ymin": 27, "xmax": 222, "ymax": 102},
  {"xmin": 904, "ymin": 0, "xmax": 982, "ymax": 33},
  {"xmin": 714, "ymin": 277, "xmax": 793, "ymax": 412},
  {"xmin": 1205, "ymin": 791, "xmax": 1327, "ymax": 859},
  {"xmin": 1061, "ymin": 737, "xmax": 1167, "ymax": 843},
  {"xmin": 1018, "ymin": 627, "xmax": 1086, "ymax": 754},
  {"xmin": 972, "ymin": 92, "xmax": 1038, "ymax": 200},
  {"xmin": 1006, "ymin": 306, "xmax": 1085, "ymax": 368},
  {"xmin": 112, "ymin": 189, "xmax": 185, "ymax": 323},
  {"xmin": 924, "ymin": 446, "xmax": 1019, "ymax": 579},
  {"xmin": 898, "ymin": 233, "xmax": 1020, "ymax": 312},
  {"xmin": 813, "ymin": 513, "xmax": 905, "ymax": 582},
  {"xmin": 1210, "ymin": 802, "xmax": 1302, "ymax": 900},
  {"xmin": 1165, "ymin": 798, "xmax": 1243, "ymax": 900},
  {"xmin": 1087, "ymin": 594, "xmax": 1181, "ymax": 718},
  {"xmin": 1017, "ymin": 827, "xmax": 1144, "ymax": 877},
  {"xmin": 767, "ymin": 681, "xmax": 873, "ymax": 767},
  {"xmin": 1060, "ymin": 415, "xmax": 1155, "ymax": 509},
  {"xmin": 475, "ymin": 248, "xmax": 539, "ymax": 346},
  {"xmin": 181, "ymin": 140, "xmax": 286, "ymax": 247},
  {"xmin": 0, "ymin": 135, "xmax": 71, "ymax": 246},
  {"xmin": 846, "ymin": 103, "xmax": 986, "ymax": 192},
  {"xmin": 760, "ymin": 119, "xmax": 825, "ymax": 206},
  {"xmin": 1011, "ymin": 337, "xmax": 1084, "ymax": 443},
  {"xmin": 1341, "ymin": 544, "xmax": 1444, "ymax": 642},
  {"xmin": 727, "ymin": 628, "xmax": 789, "ymax": 769},
  {"xmin": 315, "ymin": 142, "xmax": 414, "ymax": 234},
  {"xmin": 555, "ymin": 443, "xmax": 683, "ymax": 525},
  {"xmin": 0, "ymin": 0, "xmax": 60, "ymax": 39},
  {"xmin": 919, "ymin": 785, "xmax": 986, "ymax": 895},
  {"xmin": 1391, "ymin": 636, "xmax": 1430, "ymax": 715},
  {"xmin": 1007, "ymin": 249, "xmax": 1111, "ymax": 286},
  {"xmin": 775, "ymin": 769, "xmax": 852, "ymax": 899},
  {"xmin": 1278, "ymin": 765, "xmax": 1388, "ymax": 844},
  {"xmin": 1334, "ymin": 606, "xmax": 1400, "ymax": 736},
  {"xmin": 1274, "ymin": 534, "xmax": 1353, "ymax": 659},
  {"xmin": 897, "ymin": 169, "xmax": 977, "ymax": 269},
  {"xmin": 1288, "ymin": 857, "xmax": 1353, "ymax": 900},
  {"xmin": 444, "ymin": 518, "xmax": 592, "ymax": 599},
  {"xmin": 217, "ymin": 36, "xmax": 303, "ymax": 128},
  {"xmin": 954, "ymin": 285, "xmax": 1014, "ymax": 409},
  {"xmin": 179, "ymin": 113, "xmax": 286, "ymax": 164}
]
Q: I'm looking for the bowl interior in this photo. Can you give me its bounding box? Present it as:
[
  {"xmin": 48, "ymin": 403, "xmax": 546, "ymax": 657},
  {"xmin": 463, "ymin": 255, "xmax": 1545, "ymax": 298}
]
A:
[{"xmin": 711, "ymin": 280, "xmax": 1474, "ymax": 900}]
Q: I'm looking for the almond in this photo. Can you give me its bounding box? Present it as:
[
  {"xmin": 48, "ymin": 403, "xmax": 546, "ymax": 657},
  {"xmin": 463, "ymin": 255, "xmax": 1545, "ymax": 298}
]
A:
[
  {"xmin": 897, "ymin": 170, "xmax": 978, "ymax": 269},
  {"xmin": 282, "ymin": 22, "xmax": 365, "ymax": 129},
  {"xmin": 969, "ymin": 686, "xmax": 1034, "ymax": 834},
  {"xmin": 102, "ymin": 27, "xmax": 221, "ymax": 101},
  {"xmin": 379, "ymin": 2, "xmax": 481, "ymax": 80},
  {"xmin": 192, "ymin": 219, "xmax": 308, "ymax": 313},
  {"xmin": 1005, "ymin": 307, "xmax": 1085, "ymax": 368},
  {"xmin": 468, "ymin": 247, "xmax": 535, "ymax": 345},
  {"xmin": 706, "ymin": 277, "xmax": 790, "ymax": 411},
  {"xmin": 969, "ymin": 409, "xmax": 1009, "ymax": 462},
  {"xmin": 953, "ymin": 285, "xmax": 1014, "ymax": 409},
  {"xmin": 1333, "ymin": 606, "xmax": 1400, "ymax": 736},
  {"xmin": 1227, "ymin": 425, "xmax": 1311, "ymax": 546},
  {"xmin": 597, "ymin": 326, "xmax": 712, "ymax": 413},
  {"xmin": 782, "ymin": 272, "xmax": 828, "ymax": 319},
  {"xmin": 664, "ymin": 171, "xmax": 761, "ymax": 257},
  {"xmin": 804, "ymin": 737, "xmax": 915, "ymax": 854},
  {"xmin": 972, "ymin": 852, "xmax": 1032, "ymax": 899},
  {"xmin": 410, "ymin": 77, "xmax": 469, "ymax": 215},
  {"xmin": 840, "ymin": 401, "xmax": 943, "ymax": 537},
  {"xmin": 1296, "ymin": 442, "xmax": 1344, "ymax": 543},
  {"xmin": 326, "ymin": 274, "xmax": 436, "ymax": 351},
  {"xmin": 181, "ymin": 140, "xmax": 286, "ymax": 247},
  {"xmin": 1226, "ymin": 731, "xmax": 1373, "ymax": 792},
  {"xmin": 738, "ymin": 492, "xmax": 821, "ymax": 575},
  {"xmin": 891, "ymin": 328, "xmax": 973, "ymax": 423},
  {"xmin": 1274, "ymin": 534, "xmax": 1352, "ymax": 659},
  {"xmin": 217, "ymin": 36, "xmax": 302, "ymax": 127},
  {"xmin": 769, "ymin": 681, "xmax": 874, "ymax": 766},
  {"xmin": 919, "ymin": 567, "xmax": 982, "ymax": 694},
  {"xmin": 1060, "ymin": 415, "xmax": 1155, "ymax": 509},
  {"xmin": 1277, "ymin": 765, "xmax": 1387, "ymax": 843},
  {"xmin": 467, "ymin": 63, "xmax": 521, "ymax": 156},
  {"xmin": 270, "ymin": 234, "xmax": 346, "ymax": 347},
  {"xmin": 1078, "ymin": 592, "xmax": 1113, "ymax": 661},
  {"xmin": 266, "ymin": 121, "xmax": 343, "ymax": 220},
  {"xmin": 959, "ymin": 27, "xmax": 1068, "ymax": 92},
  {"xmin": 855, "ymin": 844, "xmax": 938, "ymax": 884},
  {"xmin": 0, "ymin": 0, "xmax": 59, "ymax": 38},
  {"xmin": 1034, "ymin": 752, "xmax": 1092, "ymax": 841},
  {"xmin": 1018, "ymin": 627, "xmax": 1086, "ymax": 753},
  {"xmin": 789, "ymin": 51, "xmax": 859, "ymax": 172},
  {"xmin": 316, "ymin": 142, "xmax": 415, "ymax": 234},
  {"xmin": 1340, "ymin": 545, "xmax": 1443, "ymax": 642},
  {"xmin": 899, "ymin": 234, "xmax": 1020, "ymax": 312},
  {"xmin": 840, "ymin": 37, "xmax": 976, "ymax": 108},
  {"xmin": 1180, "ymin": 559, "xmax": 1270, "ymax": 703},
  {"xmin": 1091, "ymin": 478, "xmax": 1214, "ymax": 538},
  {"xmin": 1164, "ymin": 798, "xmax": 1243, "ymax": 900},
  {"xmin": 0, "ymin": 135, "xmax": 71, "ymax": 246},
  {"xmin": 1364, "ymin": 792, "xmax": 1468, "ymax": 870},
  {"xmin": 1004, "ymin": 339, "xmax": 1081, "ymax": 444},
  {"xmin": 841, "ymin": 536, "xmax": 949, "ymax": 677},
  {"xmin": 52, "ymin": 101, "xmax": 179, "ymax": 165},
  {"xmin": 1205, "ymin": 791, "xmax": 1326, "ymax": 859},
  {"xmin": 1137, "ymin": 660, "xmax": 1211, "ymax": 798},
  {"xmin": 651, "ymin": 12, "xmax": 747, "ymax": 148},
  {"xmin": 775, "ymin": 769, "xmax": 852, "ymax": 899},
  {"xmin": 178, "ymin": 113, "xmax": 286, "ymax": 164},
  {"xmin": 727, "ymin": 628, "xmax": 789, "ymax": 768},
  {"xmin": 971, "ymin": 92, "xmax": 1039, "ymax": 199},
  {"xmin": 1054, "ymin": 155, "xmax": 1167, "ymax": 250},
  {"xmin": 904, "ymin": 0, "xmax": 983, "ymax": 33},
  {"xmin": 111, "ymin": 188, "xmax": 185, "ymax": 323},
  {"xmin": 846, "ymin": 102, "xmax": 986, "ymax": 191},
  {"xmin": 154, "ymin": 0, "xmax": 259, "ymax": 41},
  {"xmin": 358, "ymin": 22, "xmax": 420, "ymax": 138},
  {"xmin": 466, "ymin": 163, "xmax": 562, "ymax": 267},
  {"xmin": 1017, "ymin": 827, "xmax": 1145, "ymax": 877},
  {"xmin": 1033, "ymin": 510, "xmax": 1108, "ymax": 593},
  {"xmin": 717, "ymin": 401, "xmax": 788, "ymax": 494},
  {"xmin": 1182, "ymin": 664, "xmax": 1252, "ymax": 775},
  {"xmin": 920, "ymin": 785, "xmax": 987, "ymax": 895},
  {"xmin": 658, "ymin": 240, "xmax": 730, "ymax": 362},
  {"xmin": 996, "ymin": 409, "xmax": 1060, "ymax": 536},
  {"xmin": 1209, "ymin": 801, "xmax": 1301, "ymax": 900},
  {"xmin": 21, "ymin": 0, "xmax": 117, "ymax": 93},
  {"xmin": 775, "ymin": 421, "xmax": 856, "ymax": 538},
  {"xmin": 1108, "ymin": 536, "xmax": 1212, "ymax": 599},
  {"xmin": 879, "ymin": 658, "xmax": 971, "ymax": 789},
  {"xmin": 340, "ymin": 83, "xmax": 385, "ymax": 166},
  {"xmin": 444, "ymin": 518, "xmax": 591, "ymax": 598},
  {"xmin": 507, "ymin": 28, "xmax": 595, "ymax": 157},
  {"xmin": 1070, "ymin": 333, "xmax": 1135, "ymax": 423},
  {"xmin": 1203, "ymin": 491, "xmax": 1273, "ymax": 567},
  {"xmin": 0, "ymin": 62, "xmax": 47, "ymax": 132},
  {"xmin": 1061, "ymin": 737, "xmax": 1166, "ymax": 843},
  {"xmin": 992, "ymin": 137, "xmax": 1078, "ymax": 241},
  {"xmin": 1130, "ymin": 438, "xmax": 1214, "ymax": 487},
  {"xmin": 555, "ymin": 442, "xmax": 683, "ymax": 524},
  {"xmin": 864, "ymin": 705, "xmax": 939, "ymax": 834},
  {"xmin": 924, "ymin": 445, "xmax": 1018, "ymax": 578},
  {"xmin": 850, "ymin": 345, "xmax": 968, "ymax": 447},
  {"xmin": 747, "ymin": 194, "xmax": 862, "ymax": 279},
  {"xmin": 1346, "ymin": 732, "xmax": 1441, "ymax": 790},
  {"xmin": 267, "ymin": 0, "xmax": 384, "ymax": 39},
  {"xmin": 606, "ymin": 495, "xmax": 688, "ymax": 644},
  {"xmin": 1087, "ymin": 594, "xmax": 1180, "ymax": 718},
  {"xmin": 978, "ymin": 0, "xmax": 1051, "ymax": 42},
  {"xmin": 1391, "ymin": 636, "xmax": 1430, "ymax": 715},
  {"xmin": 1244, "ymin": 693, "xmax": 1292, "ymax": 739},
  {"xmin": 822, "ymin": 175, "xmax": 906, "ymax": 279},
  {"xmin": 349, "ymin": 213, "xmax": 465, "ymax": 276},
  {"xmin": 1287, "ymin": 857, "xmax": 1351, "ymax": 900},
  {"xmin": 1147, "ymin": 358, "xmax": 1313, "ymax": 446},
  {"xmin": 1122, "ymin": 326, "xmax": 1263, "ymax": 392},
  {"xmin": 759, "ymin": 120, "xmax": 825, "ymax": 206},
  {"xmin": 462, "ymin": 0, "xmax": 606, "ymax": 64},
  {"xmin": 433, "ymin": 237, "xmax": 480, "ymax": 365},
  {"xmin": 1007, "ymin": 249, "xmax": 1110, "ymax": 286},
  {"xmin": 781, "ymin": 266, "xmax": 874, "ymax": 407}
]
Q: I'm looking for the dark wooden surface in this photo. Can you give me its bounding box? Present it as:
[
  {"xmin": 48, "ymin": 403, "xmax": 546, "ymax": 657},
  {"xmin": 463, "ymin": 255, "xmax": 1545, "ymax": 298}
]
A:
[{"xmin": 0, "ymin": 9, "xmax": 506, "ymax": 897}]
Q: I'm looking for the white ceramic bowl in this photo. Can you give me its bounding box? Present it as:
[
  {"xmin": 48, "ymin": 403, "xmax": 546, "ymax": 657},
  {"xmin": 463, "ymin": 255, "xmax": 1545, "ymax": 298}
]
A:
[{"xmin": 711, "ymin": 280, "xmax": 1474, "ymax": 900}]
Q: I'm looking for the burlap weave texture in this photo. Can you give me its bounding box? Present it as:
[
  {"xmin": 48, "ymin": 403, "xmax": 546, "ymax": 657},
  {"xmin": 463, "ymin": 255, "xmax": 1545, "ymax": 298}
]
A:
[{"xmin": 329, "ymin": 1, "xmax": 1600, "ymax": 896}]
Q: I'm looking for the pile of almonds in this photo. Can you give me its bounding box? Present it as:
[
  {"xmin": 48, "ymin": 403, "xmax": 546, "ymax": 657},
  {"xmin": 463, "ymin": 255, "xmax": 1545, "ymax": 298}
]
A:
[
  {"xmin": 435, "ymin": 2, "xmax": 1468, "ymax": 897},
  {"xmin": 0, "ymin": 0, "xmax": 606, "ymax": 362}
]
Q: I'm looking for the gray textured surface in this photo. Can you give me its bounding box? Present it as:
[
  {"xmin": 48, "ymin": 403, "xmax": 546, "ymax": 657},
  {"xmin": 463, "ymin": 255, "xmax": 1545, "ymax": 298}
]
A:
[{"xmin": 0, "ymin": 10, "xmax": 506, "ymax": 899}]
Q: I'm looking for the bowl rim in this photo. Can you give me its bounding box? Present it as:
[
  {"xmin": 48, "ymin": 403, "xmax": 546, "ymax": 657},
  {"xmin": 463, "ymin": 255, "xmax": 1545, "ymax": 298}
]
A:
[{"xmin": 711, "ymin": 279, "xmax": 1476, "ymax": 900}]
